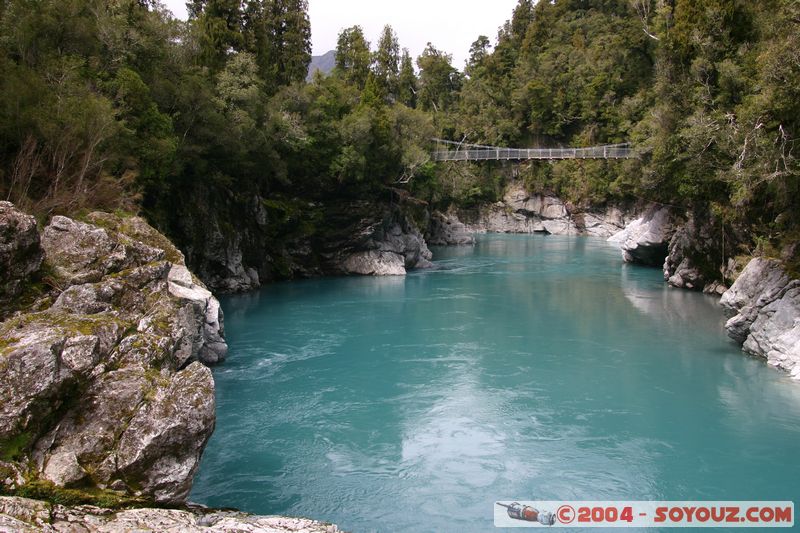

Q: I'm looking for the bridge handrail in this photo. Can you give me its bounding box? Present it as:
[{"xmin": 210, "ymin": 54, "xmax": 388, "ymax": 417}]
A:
[{"xmin": 430, "ymin": 142, "xmax": 633, "ymax": 161}]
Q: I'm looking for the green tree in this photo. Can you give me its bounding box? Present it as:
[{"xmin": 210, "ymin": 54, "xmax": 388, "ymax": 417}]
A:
[
  {"xmin": 372, "ymin": 24, "xmax": 400, "ymax": 101},
  {"xmin": 189, "ymin": 0, "xmax": 245, "ymax": 71},
  {"xmin": 242, "ymin": 0, "xmax": 310, "ymax": 91},
  {"xmin": 416, "ymin": 43, "xmax": 461, "ymax": 114},
  {"xmin": 334, "ymin": 25, "xmax": 371, "ymax": 90},
  {"xmin": 465, "ymin": 35, "xmax": 490, "ymax": 77},
  {"xmin": 397, "ymin": 48, "xmax": 417, "ymax": 108}
]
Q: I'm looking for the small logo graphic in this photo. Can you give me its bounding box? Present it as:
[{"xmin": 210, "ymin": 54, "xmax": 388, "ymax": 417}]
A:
[
  {"xmin": 494, "ymin": 501, "xmax": 794, "ymax": 528},
  {"xmin": 497, "ymin": 502, "xmax": 556, "ymax": 526},
  {"xmin": 556, "ymin": 505, "xmax": 575, "ymax": 524}
]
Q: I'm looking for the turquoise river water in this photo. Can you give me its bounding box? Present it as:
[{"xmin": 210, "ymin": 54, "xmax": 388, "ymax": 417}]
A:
[{"xmin": 191, "ymin": 235, "xmax": 800, "ymax": 532}]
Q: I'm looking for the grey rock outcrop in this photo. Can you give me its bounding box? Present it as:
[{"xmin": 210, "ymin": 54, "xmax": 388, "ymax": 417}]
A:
[
  {"xmin": 42, "ymin": 216, "xmax": 165, "ymax": 286},
  {"xmin": 0, "ymin": 496, "xmax": 339, "ymax": 533},
  {"xmin": 457, "ymin": 184, "xmax": 571, "ymax": 234},
  {"xmin": 342, "ymin": 250, "xmax": 407, "ymax": 276},
  {"xmin": 427, "ymin": 211, "xmax": 475, "ymax": 246},
  {"xmin": 0, "ymin": 202, "xmax": 43, "ymax": 308},
  {"xmin": 452, "ymin": 183, "xmax": 627, "ymax": 238},
  {"xmin": 170, "ymin": 187, "xmax": 434, "ymax": 290},
  {"xmin": 0, "ymin": 209, "xmax": 226, "ymax": 504},
  {"xmin": 609, "ymin": 205, "xmax": 677, "ymax": 266},
  {"xmin": 576, "ymin": 208, "xmax": 629, "ymax": 238},
  {"xmin": 661, "ymin": 215, "xmax": 734, "ymax": 293},
  {"xmin": 720, "ymin": 258, "xmax": 800, "ymax": 379},
  {"xmin": 332, "ymin": 204, "xmax": 433, "ymax": 277}
]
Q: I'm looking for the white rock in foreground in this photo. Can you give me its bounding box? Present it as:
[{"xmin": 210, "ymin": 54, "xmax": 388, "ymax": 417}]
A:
[
  {"xmin": 342, "ymin": 250, "xmax": 407, "ymax": 275},
  {"xmin": 609, "ymin": 206, "xmax": 676, "ymax": 266},
  {"xmin": 0, "ymin": 496, "xmax": 339, "ymax": 533},
  {"xmin": 720, "ymin": 258, "xmax": 800, "ymax": 379}
]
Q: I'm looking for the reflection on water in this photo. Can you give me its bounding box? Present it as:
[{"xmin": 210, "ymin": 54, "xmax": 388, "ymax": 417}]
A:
[{"xmin": 192, "ymin": 235, "xmax": 800, "ymax": 532}]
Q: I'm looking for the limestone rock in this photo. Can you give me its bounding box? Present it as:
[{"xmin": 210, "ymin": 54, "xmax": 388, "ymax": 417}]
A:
[
  {"xmin": 0, "ymin": 211, "xmax": 226, "ymax": 505},
  {"xmin": 0, "ymin": 496, "xmax": 340, "ymax": 533},
  {"xmin": 41, "ymin": 216, "xmax": 164, "ymax": 286},
  {"xmin": 662, "ymin": 216, "xmax": 726, "ymax": 291},
  {"xmin": 427, "ymin": 211, "xmax": 475, "ymax": 246},
  {"xmin": 720, "ymin": 258, "xmax": 790, "ymax": 317},
  {"xmin": 720, "ymin": 258, "xmax": 800, "ymax": 378},
  {"xmin": 342, "ymin": 250, "xmax": 406, "ymax": 276},
  {"xmin": 0, "ymin": 322, "xmax": 94, "ymax": 443},
  {"xmin": 115, "ymin": 362, "xmax": 215, "ymax": 504},
  {"xmin": 333, "ymin": 206, "xmax": 433, "ymax": 277},
  {"xmin": 168, "ymin": 265, "xmax": 227, "ymax": 365},
  {"xmin": 454, "ymin": 183, "xmax": 627, "ymax": 238},
  {"xmin": 461, "ymin": 205, "xmax": 548, "ymax": 234},
  {"xmin": 380, "ymin": 222, "xmax": 433, "ymax": 270},
  {"xmin": 610, "ymin": 205, "xmax": 677, "ymax": 266},
  {"xmin": 579, "ymin": 208, "xmax": 628, "ymax": 238},
  {"xmin": 0, "ymin": 201, "xmax": 43, "ymax": 306}
]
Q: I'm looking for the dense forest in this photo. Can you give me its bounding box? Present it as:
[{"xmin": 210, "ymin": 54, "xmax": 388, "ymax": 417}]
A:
[{"xmin": 0, "ymin": 0, "xmax": 798, "ymax": 277}]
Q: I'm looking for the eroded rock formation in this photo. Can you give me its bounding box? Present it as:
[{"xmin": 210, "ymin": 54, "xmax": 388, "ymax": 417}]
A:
[
  {"xmin": 609, "ymin": 205, "xmax": 677, "ymax": 266},
  {"xmin": 0, "ymin": 205, "xmax": 225, "ymax": 504},
  {"xmin": 720, "ymin": 258, "xmax": 800, "ymax": 379},
  {"xmin": 0, "ymin": 202, "xmax": 43, "ymax": 312},
  {"xmin": 442, "ymin": 183, "xmax": 629, "ymax": 238}
]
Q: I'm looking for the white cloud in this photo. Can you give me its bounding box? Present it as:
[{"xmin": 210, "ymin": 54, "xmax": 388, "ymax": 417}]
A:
[
  {"xmin": 161, "ymin": 0, "xmax": 519, "ymax": 69},
  {"xmin": 162, "ymin": 0, "xmax": 188, "ymax": 20}
]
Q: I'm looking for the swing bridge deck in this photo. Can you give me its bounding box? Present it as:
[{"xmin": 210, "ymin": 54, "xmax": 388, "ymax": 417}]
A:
[{"xmin": 430, "ymin": 138, "xmax": 633, "ymax": 162}]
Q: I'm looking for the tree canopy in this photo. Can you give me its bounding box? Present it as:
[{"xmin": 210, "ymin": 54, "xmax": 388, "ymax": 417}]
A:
[{"xmin": 0, "ymin": 0, "xmax": 797, "ymax": 272}]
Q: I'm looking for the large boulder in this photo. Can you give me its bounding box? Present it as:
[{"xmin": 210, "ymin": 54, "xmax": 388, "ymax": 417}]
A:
[
  {"xmin": 427, "ymin": 211, "xmax": 475, "ymax": 246},
  {"xmin": 0, "ymin": 211, "xmax": 227, "ymax": 504},
  {"xmin": 42, "ymin": 216, "xmax": 164, "ymax": 286},
  {"xmin": 342, "ymin": 250, "xmax": 406, "ymax": 276},
  {"xmin": 720, "ymin": 258, "xmax": 800, "ymax": 379},
  {"xmin": 609, "ymin": 205, "xmax": 677, "ymax": 266},
  {"xmin": 334, "ymin": 204, "xmax": 433, "ymax": 277},
  {"xmin": 0, "ymin": 202, "xmax": 43, "ymax": 307}
]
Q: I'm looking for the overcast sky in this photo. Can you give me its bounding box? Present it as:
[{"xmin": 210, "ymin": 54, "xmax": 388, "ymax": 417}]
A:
[{"xmin": 161, "ymin": 0, "xmax": 520, "ymax": 69}]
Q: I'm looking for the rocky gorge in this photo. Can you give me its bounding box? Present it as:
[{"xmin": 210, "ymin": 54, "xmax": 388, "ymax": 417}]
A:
[
  {"xmin": 1, "ymin": 178, "xmax": 799, "ymax": 530},
  {"xmin": 424, "ymin": 182, "xmax": 800, "ymax": 381},
  {"xmin": 169, "ymin": 179, "xmax": 799, "ymax": 383}
]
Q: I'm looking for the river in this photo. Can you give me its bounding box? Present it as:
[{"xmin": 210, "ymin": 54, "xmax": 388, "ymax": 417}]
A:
[{"xmin": 191, "ymin": 234, "xmax": 800, "ymax": 532}]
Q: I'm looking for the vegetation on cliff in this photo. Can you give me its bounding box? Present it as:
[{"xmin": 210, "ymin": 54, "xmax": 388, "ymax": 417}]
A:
[{"xmin": 0, "ymin": 0, "xmax": 797, "ymax": 280}]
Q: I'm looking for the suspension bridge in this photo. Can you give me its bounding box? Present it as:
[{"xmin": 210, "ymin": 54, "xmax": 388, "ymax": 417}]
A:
[{"xmin": 430, "ymin": 138, "xmax": 633, "ymax": 162}]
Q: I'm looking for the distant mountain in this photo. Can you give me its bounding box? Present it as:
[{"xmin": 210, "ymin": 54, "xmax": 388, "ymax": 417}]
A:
[{"xmin": 306, "ymin": 50, "xmax": 336, "ymax": 82}]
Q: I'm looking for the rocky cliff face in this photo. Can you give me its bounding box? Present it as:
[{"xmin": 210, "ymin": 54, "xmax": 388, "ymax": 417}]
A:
[
  {"xmin": 0, "ymin": 202, "xmax": 43, "ymax": 313},
  {"xmin": 720, "ymin": 258, "xmax": 800, "ymax": 380},
  {"xmin": 426, "ymin": 210, "xmax": 475, "ymax": 246},
  {"xmin": 434, "ymin": 182, "xmax": 630, "ymax": 240},
  {"xmin": 0, "ymin": 204, "xmax": 225, "ymax": 505},
  {"xmin": 169, "ymin": 189, "xmax": 433, "ymax": 293},
  {"xmin": 329, "ymin": 202, "xmax": 433, "ymax": 276},
  {"xmin": 608, "ymin": 205, "xmax": 678, "ymax": 266}
]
